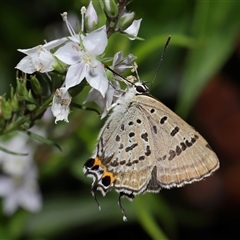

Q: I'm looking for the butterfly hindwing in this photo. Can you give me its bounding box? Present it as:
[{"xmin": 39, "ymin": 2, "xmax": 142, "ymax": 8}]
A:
[{"xmin": 97, "ymin": 101, "xmax": 158, "ymax": 195}]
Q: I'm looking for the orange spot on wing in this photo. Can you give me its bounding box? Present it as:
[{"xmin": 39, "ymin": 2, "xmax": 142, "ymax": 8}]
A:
[
  {"xmin": 93, "ymin": 157, "xmax": 102, "ymax": 166},
  {"xmin": 102, "ymin": 167, "xmax": 116, "ymax": 183},
  {"xmin": 93, "ymin": 156, "xmax": 116, "ymax": 184}
]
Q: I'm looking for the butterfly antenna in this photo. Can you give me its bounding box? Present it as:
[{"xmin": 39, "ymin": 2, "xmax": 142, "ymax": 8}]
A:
[
  {"xmin": 104, "ymin": 64, "xmax": 134, "ymax": 86},
  {"xmin": 118, "ymin": 193, "xmax": 128, "ymax": 221},
  {"xmin": 151, "ymin": 35, "xmax": 171, "ymax": 88}
]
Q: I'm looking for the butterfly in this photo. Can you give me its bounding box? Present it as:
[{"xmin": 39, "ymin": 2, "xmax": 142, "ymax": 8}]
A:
[{"xmin": 83, "ymin": 78, "xmax": 219, "ymax": 221}]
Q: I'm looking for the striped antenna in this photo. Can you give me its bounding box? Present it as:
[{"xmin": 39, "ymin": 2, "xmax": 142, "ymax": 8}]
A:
[{"xmin": 151, "ymin": 35, "xmax": 171, "ymax": 87}]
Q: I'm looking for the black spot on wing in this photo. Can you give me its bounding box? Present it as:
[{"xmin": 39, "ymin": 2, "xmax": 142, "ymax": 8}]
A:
[
  {"xmin": 141, "ymin": 132, "xmax": 148, "ymax": 142},
  {"xmin": 176, "ymin": 145, "xmax": 182, "ymax": 156},
  {"xmin": 115, "ymin": 135, "xmax": 120, "ymax": 142},
  {"xmin": 160, "ymin": 116, "xmax": 167, "ymax": 124},
  {"xmin": 153, "ymin": 126, "xmax": 157, "ymax": 134},
  {"xmin": 136, "ymin": 119, "xmax": 142, "ymax": 124},
  {"xmin": 120, "ymin": 160, "xmax": 126, "ymax": 165},
  {"xmin": 125, "ymin": 143, "xmax": 138, "ymax": 152},
  {"xmin": 129, "ymin": 132, "xmax": 135, "ymax": 138},
  {"xmin": 145, "ymin": 145, "xmax": 151, "ymax": 156},
  {"xmin": 170, "ymin": 126, "xmax": 180, "ymax": 137},
  {"xmin": 150, "ymin": 108, "xmax": 155, "ymax": 114},
  {"xmin": 168, "ymin": 150, "xmax": 176, "ymax": 160},
  {"xmin": 128, "ymin": 121, "xmax": 134, "ymax": 126},
  {"xmin": 119, "ymin": 143, "xmax": 124, "ymax": 149}
]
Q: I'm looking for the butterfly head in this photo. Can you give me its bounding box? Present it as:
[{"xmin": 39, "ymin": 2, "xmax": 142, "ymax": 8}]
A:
[{"xmin": 134, "ymin": 82, "xmax": 149, "ymax": 95}]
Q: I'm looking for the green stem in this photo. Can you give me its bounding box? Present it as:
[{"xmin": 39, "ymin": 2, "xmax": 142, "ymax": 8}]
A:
[{"xmin": 134, "ymin": 197, "xmax": 169, "ymax": 240}]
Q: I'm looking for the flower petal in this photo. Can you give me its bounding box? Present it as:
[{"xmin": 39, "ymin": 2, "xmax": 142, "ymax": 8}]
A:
[
  {"xmin": 43, "ymin": 37, "xmax": 68, "ymax": 50},
  {"xmin": 3, "ymin": 193, "xmax": 18, "ymax": 215},
  {"xmin": 124, "ymin": 19, "xmax": 142, "ymax": 40},
  {"xmin": 19, "ymin": 184, "xmax": 42, "ymax": 212},
  {"xmin": 65, "ymin": 63, "xmax": 86, "ymax": 90},
  {"xmin": 86, "ymin": 63, "xmax": 108, "ymax": 97},
  {"xmin": 15, "ymin": 56, "xmax": 36, "ymax": 74},
  {"xmin": 54, "ymin": 42, "xmax": 82, "ymax": 65},
  {"xmin": 83, "ymin": 26, "xmax": 107, "ymax": 55},
  {"xmin": 0, "ymin": 176, "xmax": 13, "ymax": 196}
]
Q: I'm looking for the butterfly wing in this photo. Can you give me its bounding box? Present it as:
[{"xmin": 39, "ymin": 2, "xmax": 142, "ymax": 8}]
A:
[
  {"xmin": 135, "ymin": 94, "xmax": 219, "ymax": 189},
  {"xmin": 89, "ymin": 91, "xmax": 219, "ymax": 197},
  {"xmin": 96, "ymin": 103, "xmax": 160, "ymax": 195}
]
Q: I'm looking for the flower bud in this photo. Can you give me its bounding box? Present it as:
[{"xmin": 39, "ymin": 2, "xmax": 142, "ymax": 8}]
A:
[
  {"xmin": 10, "ymin": 94, "xmax": 19, "ymax": 113},
  {"xmin": 26, "ymin": 90, "xmax": 37, "ymax": 111},
  {"xmin": 21, "ymin": 121, "xmax": 31, "ymax": 130},
  {"xmin": 106, "ymin": 68, "xmax": 114, "ymax": 81},
  {"xmin": 51, "ymin": 88, "xmax": 71, "ymax": 123},
  {"xmin": 16, "ymin": 79, "xmax": 28, "ymax": 99},
  {"xmin": 52, "ymin": 56, "xmax": 68, "ymax": 74},
  {"xmin": 102, "ymin": 0, "xmax": 118, "ymax": 18},
  {"xmin": 1, "ymin": 96, "xmax": 12, "ymax": 120},
  {"xmin": 118, "ymin": 12, "xmax": 135, "ymax": 31},
  {"xmin": 85, "ymin": 1, "xmax": 98, "ymax": 32},
  {"xmin": 30, "ymin": 75, "xmax": 42, "ymax": 96},
  {"xmin": 26, "ymin": 103, "xmax": 37, "ymax": 111}
]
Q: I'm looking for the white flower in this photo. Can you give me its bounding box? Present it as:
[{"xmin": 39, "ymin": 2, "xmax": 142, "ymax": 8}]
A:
[
  {"xmin": 15, "ymin": 38, "xmax": 67, "ymax": 74},
  {"xmin": 54, "ymin": 26, "xmax": 108, "ymax": 97},
  {"xmin": 124, "ymin": 19, "xmax": 142, "ymax": 40},
  {"xmin": 112, "ymin": 51, "xmax": 137, "ymax": 74},
  {"xmin": 0, "ymin": 133, "xmax": 42, "ymax": 215},
  {"xmin": 0, "ymin": 133, "xmax": 32, "ymax": 176},
  {"xmin": 51, "ymin": 87, "xmax": 71, "ymax": 123},
  {"xmin": 84, "ymin": 81, "xmax": 120, "ymax": 119},
  {"xmin": 85, "ymin": 1, "xmax": 98, "ymax": 31},
  {"xmin": 0, "ymin": 165, "xmax": 42, "ymax": 216}
]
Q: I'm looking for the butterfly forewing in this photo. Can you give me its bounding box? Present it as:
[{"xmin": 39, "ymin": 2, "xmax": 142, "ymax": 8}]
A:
[{"xmin": 136, "ymin": 94, "xmax": 219, "ymax": 188}]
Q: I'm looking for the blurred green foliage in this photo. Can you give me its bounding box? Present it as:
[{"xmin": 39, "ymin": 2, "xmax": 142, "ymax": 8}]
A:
[{"xmin": 0, "ymin": 0, "xmax": 240, "ymax": 239}]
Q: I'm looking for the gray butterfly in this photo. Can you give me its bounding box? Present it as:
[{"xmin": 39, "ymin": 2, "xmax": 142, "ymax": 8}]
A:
[{"xmin": 83, "ymin": 81, "xmax": 219, "ymax": 221}]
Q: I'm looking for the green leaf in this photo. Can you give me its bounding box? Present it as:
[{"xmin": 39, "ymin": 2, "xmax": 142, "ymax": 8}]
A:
[
  {"xmin": 0, "ymin": 144, "xmax": 28, "ymax": 156},
  {"xmin": 8, "ymin": 210, "xmax": 29, "ymax": 239},
  {"xmin": 25, "ymin": 195, "xmax": 136, "ymax": 238},
  {"xmin": 176, "ymin": 1, "xmax": 240, "ymax": 118},
  {"xmin": 23, "ymin": 130, "xmax": 62, "ymax": 151}
]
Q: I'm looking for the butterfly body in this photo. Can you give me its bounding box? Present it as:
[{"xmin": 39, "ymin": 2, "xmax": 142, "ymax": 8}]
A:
[{"xmin": 83, "ymin": 82, "xmax": 219, "ymax": 220}]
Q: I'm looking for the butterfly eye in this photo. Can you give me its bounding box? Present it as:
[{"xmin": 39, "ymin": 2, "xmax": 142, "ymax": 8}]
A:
[
  {"xmin": 136, "ymin": 85, "xmax": 145, "ymax": 94},
  {"xmin": 135, "ymin": 83, "xmax": 149, "ymax": 94}
]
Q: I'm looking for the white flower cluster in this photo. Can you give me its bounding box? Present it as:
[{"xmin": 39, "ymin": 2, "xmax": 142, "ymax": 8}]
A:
[
  {"xmin": 15, "ymin": 1, "xmax": 142, "ymax": 123},
  {"xmin": 0, "ymin": 133, "xmax": 42, "ymax": 215},
  {"xmin": 2, "ymin": 0, "xmax": 142, "ymax": 216}
]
